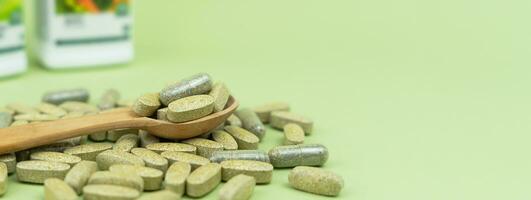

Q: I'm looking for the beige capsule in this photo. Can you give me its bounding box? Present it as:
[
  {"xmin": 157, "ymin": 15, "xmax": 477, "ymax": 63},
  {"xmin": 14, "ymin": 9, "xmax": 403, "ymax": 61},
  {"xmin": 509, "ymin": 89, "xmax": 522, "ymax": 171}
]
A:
[
  {"xmin": 132, "ymin": 93, "xmax": 161, "ymax": 117},
  {"xmin": 220, "ymin": 160, "xmax": 273, "ymax": 184},
  {"xmin": 138, "ymin": 130, "xmax": 160, "ymax": 147},
  {"xmin": 209, "ymin": 82, "xmax": 231, "ymax": 112},
  {"xmin": 10, "ymin": 120, "xmax": 29, "ymax": 126},
  {"xmin": 0, "ymin": 162, "xmax": 6, "ymax": 196},
  {"xmin": 209, "ymin": 150, "xmax": 270, "ymax": 163},
  {"xmin": 113, "ymin": 134, "xmax": 139, "ymax": 152},
  {"xmin": 16, "ymin": 160, "xmax": 70, "ymax": 184},
  {"xmin": 64, "ymin": 143, "xmax": 113, "ymax": 161},
  {"xmin": 88, "ymin": 171, "xmax": 144, "ymax": 192},
  {"xmin": 37, "ymin": 103, "xmax": 67, "ymax": 117},
  {"xmin": 137, "ymin": 190, "xmax": 181, "ymax": 200},
  {"xmin": 44, "ymin": 178, "xmax": 77, "ymax": 200},
  {"xmin": 95, "ymin": 150, "xmax": 145, "ymax": 170},
  {"xmin": 156, "ymin": 108, "xmax": 169, "ymax": 121},
  {"xmin": 283, "ymin": 123, "xmax": 305, "ymax": 145},
  {"xmin": 164, "ymin": 162, "xmax": 191, "ymax": 196},
  {"xmin": 235, "ymin": 108, "xmax": 266, "ymax": 140},
  {"xmin": 131, "ymin": 148, "xmax": 168, "ymax": 172},
  {"xmin": 252, "ymin": 102, "xmax": 290, "ymax": 123},
  {"xmin": 186, "ymin": 163, "xmax": 221, "ymax": 197},
  {"xmin": 83, "ymin": 184, "xmax": 140, "ymax": 200},
  {"xmin": 110, "ymin": 164, "xmax": 164, "ymax": 191},
  {"xmin": 107, "ymin": 128, "xmax": 139, "ymax": 142},
  {"xmin": 145, "ymin": 142, "xmax": 196, "ymax": 154},
  {"xmin": 288, "ymin": 166, "xmax": 344, "ymax": 196},
  {"xmin": 98, "ymin": 89, "xmax": 120, "ymax": 110},
  {"xmin": 224, "ymin": 126, "xmax": 259, "ymax": 150},
  {"xmin": 268, "ymin": 144, "xmax": 328, "ymax": 168},
  {"xmin": 219, "ymin": 174, "xmax": 256, "ymax": 200},
  {"xmin": 212, "ymin": 130, "xmax": 238, "ymax": 150},
  {"xmin": 161, "ymin": 151, "xmax": 210, "ymax": 170},
  {"xmin": 182, "ymin": 138, "xmax": 224, "ymax": 158},
  {"xmin": 14, "ymin": 113, "xmax": 59, "ymax": 122},
  {"xmin": 64, "ymin": 161, "xmax": 98, "ymax": 195},
  {"xmin": 0, "ymin": 153, "xmax": 16, "ymax": 173},
  {"xmin": 59, "ymin": 101, "xmax": 98, "ymax": 113},
  {"xmin": 30, "ymin": 151, "xmax": 81, "ymax": 166},
  {"xmin": 6, "ymin": 103, "xmax": 39, "ymax": 114},
  {"xmin": 225, "ymin": 114, "xmax": 242, "ymax": 127},
  {"xmin": 167, "ymin": 95, "xmax": 215, "ymax": 123},
  {"xmin": 270, "ymin": 111, "xmax": 313, "ymax": 135}
]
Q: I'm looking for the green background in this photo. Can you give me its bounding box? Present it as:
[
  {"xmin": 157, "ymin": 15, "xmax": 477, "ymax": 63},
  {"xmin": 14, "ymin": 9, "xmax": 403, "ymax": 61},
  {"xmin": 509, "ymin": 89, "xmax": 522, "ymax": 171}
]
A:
[{"xmin": 1, "ymin": 0, "xmax": 531, "ymax": 199}]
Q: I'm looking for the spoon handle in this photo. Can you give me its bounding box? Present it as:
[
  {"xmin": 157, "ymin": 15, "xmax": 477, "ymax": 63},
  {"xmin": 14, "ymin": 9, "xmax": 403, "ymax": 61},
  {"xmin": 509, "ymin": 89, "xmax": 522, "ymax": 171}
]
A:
[{"xmin": 0, "ymin": 108, "xmax": 146, "ymax": 154}]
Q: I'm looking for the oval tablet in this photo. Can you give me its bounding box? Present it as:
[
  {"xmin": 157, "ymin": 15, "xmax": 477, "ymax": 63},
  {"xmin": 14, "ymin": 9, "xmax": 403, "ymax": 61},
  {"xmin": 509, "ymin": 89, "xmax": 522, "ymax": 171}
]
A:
[
  {"xmin": 95, "ymin": 150, "xmax": 145, "ymax": 170},
  {"xmin": 110, "ymin": 164, "xmax": 164, "ymax": 191},
  {"xmin": 283, "ymin": 123, "xmax": 305, "ymax": 145},
  {"xmin": 167, "ymin": 95, "xmax": 215, "ymax": 122},
  {"xmin": 64, "ymin": 161, "xmax": 98, "ymax": 194},
  {"xmin": 224, "ymin": 126, "xmax": 259, "ymax": 150},
  {"xmin": 64, "ymin": 143, "xmax": 113, "ymax": 161},
  {"xmin": 30, "ymin": 151, "xmax": 81, "ymax": 166},
  {"xmin": 137, "ymin": 190, "xmax": 181, "ymax": 200},
  {"xmin": 44, "ymin": 178, "xmax": 77, "ymax": 200},
  {"xmin": 288, "ymin": 166, "xmax": 344, "ymax": 196},
  {"xmin": 113, "ymin": 134, "xmax": 139, "ymax": 152},
  {"xmin": 146, "ymin": 142, "xmax": 196, "ymax": 154},
  {"xmin": 220, "ymin": 160, "xmax": 273, "ymax": 184},
  {"xmin": 83, "ymin": 184, "xmax": 140, "ymax": 200},
  {"xmin": 164, "ymin": 162, "xmax": 191, "ymax": 196},
  {"xmin": 131, "ymin": 148, "xmax": 168, "ymax": 172},
  {"xmin": 88, "ymin": 171, "xmax": 144, "ymax": 192},
  {"xmin": 186, "ymin": 163, "xmax": 221, "ymax": 197},
  {"xmin": 161, "ymin": 151, "xmax": 210, "ymax": 170},
  {"xmin": 182, "ymin": 138, "xmax": 224, "ymax": 158},
  {"xmin": 212, "ymin": 130, "xmax": 239, "ymax": 150},
  {"xmin": 16, "ymin": 160, "xmax": 70, "ymax": 184},
  {"xmin": 219, "ymin": 174, "xmax": 256, "ymax": 200},
  {"xmin": 0, "ymin": 163, "xmax": 6, "ymax": 196},
  {"xmin": 132, "ymin": 93, "xmax": 161, "ymax": 117},
  {"xmin": 0, "ymin": 153, "xmax": 16, "ymax": 173},
  {"xmin": 270, "ymin": 111, "xmax": 313, "ymax": 135}
]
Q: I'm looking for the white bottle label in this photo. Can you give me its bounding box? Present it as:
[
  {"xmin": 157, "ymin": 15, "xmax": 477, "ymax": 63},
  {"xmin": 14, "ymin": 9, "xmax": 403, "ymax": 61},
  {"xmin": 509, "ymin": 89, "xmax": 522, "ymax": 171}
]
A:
[{"xmin": 0, "ymin": 0, "xmax": 24, "ymax": 55}]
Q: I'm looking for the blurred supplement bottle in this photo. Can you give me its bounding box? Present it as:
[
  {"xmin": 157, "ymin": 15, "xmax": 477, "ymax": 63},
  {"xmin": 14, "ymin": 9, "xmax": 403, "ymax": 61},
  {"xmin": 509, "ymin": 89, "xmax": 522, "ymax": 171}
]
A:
[
  {"xmin": 35, "ymin": 0, "xmax": 133, "ymax": 69},
  {"xmin": 0, "ymin": 0, "xmax": 27, "ymax": 77}
]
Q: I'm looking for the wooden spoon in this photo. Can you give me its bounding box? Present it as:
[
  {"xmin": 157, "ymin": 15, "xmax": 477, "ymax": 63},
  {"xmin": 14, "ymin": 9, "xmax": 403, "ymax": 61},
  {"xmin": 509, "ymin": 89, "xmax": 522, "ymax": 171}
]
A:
[{"xmin": 0, "ymin": 96, "xmax": 239, "ymax": 154}]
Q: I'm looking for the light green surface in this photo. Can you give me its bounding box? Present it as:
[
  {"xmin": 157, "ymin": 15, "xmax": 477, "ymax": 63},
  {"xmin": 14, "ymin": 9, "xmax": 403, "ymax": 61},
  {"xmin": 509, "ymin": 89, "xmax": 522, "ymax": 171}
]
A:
[{"xmin": 1, "ymin": 0, "xmax": 531, "ymax": 199}]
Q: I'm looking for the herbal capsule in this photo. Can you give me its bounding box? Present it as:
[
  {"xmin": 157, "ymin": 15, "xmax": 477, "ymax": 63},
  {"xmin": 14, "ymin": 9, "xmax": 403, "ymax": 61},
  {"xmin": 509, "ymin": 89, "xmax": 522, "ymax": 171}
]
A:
[
  {"xmin": 107, "ymin": 128, "xmax": 138, "ymax": 142},
  {"xmin": 156, "ymin": 108, "xmax": 169, "ymax": 121},
  {"xmin": 224, "ymin": 126, "xmax": 259, "ymax": 150},
  {"xmin": 14, "ymin": 113, "xmax": 59, "ymax": 122},
  {"xmin": 268, "ymin": 144, "xmax": 328, "ymax": 168},
  {"xmin": 0, "ymin": 163, "xmax": 6, "ymax": 196},
  {"xmin": 16, "ymin": 160, "xmax": 70, "ymax": 184},
  {"xmin": 64, "ymin": 143, "xmax": 113, "ymax": 161},
  {"xmin": 42, "ymin": 88, "xmax": 89, "ymax": 105},
  {"xmin": 220, "ymin": 160, "xmax": 273, "ymax": 184},
  {"xmin": 161, "ymin": 151, "xmax": 210, "ymax": 170},
  {"xmin": 132, "ymin": 93, "xmax": 161, "ymax": 117},
  {"xmin": 219, "ymin": 174, "xmax": 256, "ymax": 200},
  {"xmin": 113, "ymin": 134, "xmax": 139, "ymax": 152},
  {"xmin": 6, "ymin": 103, "xmax": 39, "ymax": 114},
  {"xmin": 145, "ymin": 142, "xmax": 196, "ymax": 154},
  {"xmin": 186, "ymin": 163, "xmax": 221, "ymax": 197},
  {"xmin": 88, "ymin": 171, "xmax": 144, "ymax": 192},
  {"xmin": 209, "ymin": 150, "xmax": 270, "ymax": 163},
  {"xmin": 209, "ymin": 82, "xmax": 230, "ymax": 112},
  {"xmin": 182, "ymin": 138, "xmax": 224, "ymax": 158},
  {"xmin": 212, "ymin": 130, "xmax": 238, "ymax": 150},
  {"xmin": 288, "ymin": 166, "xmax": 344, "ymax": 196},
  {"xmin": 131, "ymin": 148, "xmax": 168, "ymax": 172},
  {"xmin": 164, "ymin": 162, "xmax": 191, "ymax": 196},
  {"xmin": 270, "ymin": 111, "xmax": 313, "ymax": 135},
  {"xmin": 110, "ymin": 164, "xmax": 164, "ymax": 191},
  {"xmin": 159, "ymin": 73, "xmax": 213, "ymax": 106},
  {"xmin": 44, "ymin": 178, "xmax": 77, "ymax": 200},
  {"xmin": 64, "ymin": 161, "xmax": 98, "ymax": 194},
  {"xmin": 167, "ymin": 95, "xmax": 215, "ymax": 123},
  {"xmin": 30, "ymin": 151, "xmax": 81, "ymax": 166},
  {"xmin": 37, "ymin": 103, "xmax": 67, "ymax": 117},
  {"xmin": 10, "ymin": 120, "xmax": 28, "ymax": 126},
  {"xmin": 0, "ymin": 153, "xmax": 16, "ymax": 173},
  {"xmin": 98, "ymin": 89, "xmax": 120, "ymax": 110},
  {"xmin": 0, "ymin": 112, "xmax": 12, "ymax": 128},
  {"xmin": 95, "ymin": 150, "xmax": 145, "ymax": 170},
  {"xmin": 235, "ymin": 108, "xmax": 266, "ymax": 140},
  {"xmin": 138, "ymin": 130, "xmax": 160, "ymax": 147},
  {"xmin": 283, "ymin": 123, "xmax": 305, "ymax": 145},
  {"xmin": 59, "ymin": 101, "xmax": 99, "ymax": 113},
  {"xmin": 137, "ymin": 190, "xmax": 181, "ymax": 200},
  {"xmin": 83, "ymin": 184, "xmax": 140, "ymax": 200},
  {"xmin": 225, "ymin": 114, "xmax": 242, "ymax": 127},
  {"xmin": 253, "ymin": 102, "xmax": 290, "ymax": 123}
]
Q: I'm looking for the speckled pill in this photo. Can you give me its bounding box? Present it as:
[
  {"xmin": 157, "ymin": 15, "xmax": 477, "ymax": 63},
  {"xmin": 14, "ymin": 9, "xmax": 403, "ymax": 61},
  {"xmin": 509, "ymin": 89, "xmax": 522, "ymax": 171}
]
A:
[
  {"xmin": 16, "ymin": 160, "xmax": 70, "ymax": 184},
  {"xmin": 209, "ymin": 150, "xmax": 270, "ymax": 163},
  {"xmin": 95, "ymin": 150, "xmax": 145, "ymax": 170},
  {"xmin": 182, "ymin": 138, "xmax": 224, "ymax": 158},
  {"xmin": 131, "ymin": 148, "xmax": 168, "ymax": 172},
  {"xmin": 159, "ymin": 73, "xmax": 213, "ymax": 106},
  {"xmin": 289, "ymin": 166, "xmax": 343, "ymax": 196},
  {"xmin": 224, "ymin": 126, "xmax": 259, "ymax": 150},
  {"xmin": 113, "ymin": 134, "xmax": 139, "ymax": 152},
  {"xmin": 64, "ymin": 161, "xmax": 98, "ymax": 194},
  {"xmin": 59, "ymin": 101, "xmax": 98, "ymax": 113},
  {"xmin": 268, "ymin": 144, "xmax": 328, "ymax": 168},
  {"xmin": 0, "ymin": 154, "xmax": 16, "ymax": 174},
  {"xmin": 225, "ymin": 114, "xmax": 242, "ymax": 127},
  {"xmin": 88, "ymin": 131, "xmax": 107, "ymax": 142},
  {"xmin": 167, "ymin": 95, "xmax": 215, "ymax": 123},
  {"xmin": 209, "ymin": 82, "xmax": 230, "ymax": 112},
  {"xmin": 64, "ymin": 143, "xmax": 113, "ymax": 161},
  {"xmin": 161, "ymin": 151, "xmax": 210, "ymax": 170},
  {"xmin": 10, "ymin": 120, "xmax": 28, "ymax": 126},
  {"xmin": 212, "ymin": 130, "xmax": 238, "ymax": 150},
  {"xmin": 83, "ymin": 184, "xmax": 140, "ymax": 200},
  {"xmin": 0, "ymin": 112, "xmax": 12, "ymax": 128},
  {"xmin": 107, "ymin": 128, "xmax": 138, "ymax": 142},
  {"xmin": 110, "ymin": 164, "xmax": 164, "ymax": 191},
  {"xmin": 270, "ymin": 111, "xmax": 313, "ymax": 135},
  {"xmin": 219, "ymin": 174, "xmax": 256, "ymax": 200},
  {"xmin": 98, "ymin": 89, "xmax": 120, "ymax": 110},
  {"xmin": 283, "ymin": 123, "xmax": 305, "ymax": 145},
  {"xmin": 30, "ymin": 151, "xmax": 81, "ymax": 166},
  {"xmin": 164, "ymin": 162, "xmax": 191, "ymax": 196},
  {"xmin": 138, "ymin": 130, "xmax": 160, "ymax": 147},
  {"xmin": 137, "ymin": 189, "xmax": 181, "ymax": 200},
  {"xmin": 220, "ymin": 160, "xmax": 273, "ymax": 184},
  {"xmin": 88, "ymin": 171, "xmax": 144, "ymax": 192},
  {"xmin": 6, "ymin": 103, "xmax": 39, "ymax": 114},
  {"xmin": 44, "ymin": 178, "xmax": 77, "ymax": 200},
  {"xmin": 42, "ymin": 88, "xmax": 89, "ymax": 105},
  {"xmin": 145, "ymin": 142, "xmax": 196, "ymax": 154},
  {"xmin": 37, "ymin": 103, "xmax": 67, "ymax": 117},
  {"xmin": 14, "ymin": 113, "xmax": 59, "ymax": 122},
  {"xmin": 156, "ymin": 108, "xmax": 169, "ymax": 121},
  {"xmin": 235, "ymin": 108, "xmax": 266, "ymax": 140},
  {"xmin": 133, "ymin": 93, "xmax": 161, "ymax": 117},
  {"xmin": 253, "ymin": 102, "xmax": 290, "ymax": 123},
  {"xmin": 186, "ymin": 163, "xmax": 221, "ymax": 197},
  {"xmin": 0, "ymin": 162, "xmax": 6, "ymax": 196}
]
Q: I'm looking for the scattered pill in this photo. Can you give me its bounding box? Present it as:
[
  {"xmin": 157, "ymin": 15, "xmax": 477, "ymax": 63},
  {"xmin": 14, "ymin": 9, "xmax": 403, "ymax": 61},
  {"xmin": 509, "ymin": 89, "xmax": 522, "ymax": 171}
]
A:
[
  {"xmin": 283, "ymin": 123, "xmax": 305, "ymax": 145},
  {"xmin": 133, "ymin": 93, "xmax": 161, "ymax": 117},
  {"xmin": 113, "ymin": 134, "xmax": 139, "ymax": 152},
  {"xmin": 6, "ymin": 103, "xmax": 39, "ymax": 114},
  {"xmin": 225, "ymin": 114, "xmax": 242, "ymax": 127},
  {"xmin": 110, "ymin": 164, "xmax": 164, "ymax": 191},
  {"xmin": 145, "ymin": 142, "xmax": 196, "ymax": 154},
  {"xmin": 268, "ymin": 144, "xmax": 328, "ymax": 168},
  {"xmin": 137, "ymin": 189, "xmax": 181, "ymax": 200},
  {"xmin": 159, "ymin": 73, "xmax": 213, "ymax": 106},
  {"xmin": 161, "ymin": 151, "xmax": 210, "ymax": 170},
  {"xmin": 182, "ymin": 138, "xmax": 224, "ymax": 158},
  {"xmin": 131, "ymin": 148, "xmax": 168, "ymax": 172},
  {"xmin": 0, "ymin": 153, "xmax": 16, "ymax": 173},
  {"xmin": 288, "ymin": 166, "xmax": 343, "ymax": 196},
  {"xmin": 224, "ymin": 126, "xmax": 259, "ymax": 150},
  {"xmin": 253, "ymin": 102, "xmax": 290, "ymax": 123},
  {"xmin": 14, "ymin": 113, "xmax": 59, "ymax": 122},
  {"xmin": 107, "ymin": 128, "xmax": 138, "ymax": 142},
  {"xmin": 64, "ymin": 161, "xmax": 98, "ymax": 194},
  {"xmin": 83, "ymin": 184, "xmax": 140, "ymax": 200},
  {"xmin": 0, "ymin": 163, "xmax": 6, "ymax": 196},
  {"xmin": 167, "ymin": 95, "xmax": 215, "ymax": 122},
  {"xmin": 219, "ymin": 174, "xmax": 256, "ymax": 200},
  {"xmin": 270, "ymin": 111, "xmax": 313, "ymax": 135},
  {"xmin": 209, "ymin": 82, "xmax": 230, "ymax": 112},
  {"xmin": 98, "ymin": 89, "xmax": 120, "ymax": 110},
  {"xmin": 220, "ymin": 160, "xmax": 273, "ymax": 184},
  {"xmin": 212, "ymin": 130, "xmax": 238, "ymax": 150},
  {"xmin": 44, "ymin": 178, "xmax": 77, "ymax": 200},
  {"xmin": 235, "ymin": 108, "xmax": 266, "ymax": 140},
  {"xmin": 88, "ymin": 131, "xmax": 107, "ymax": 142},
  {"xmin": 16, "ymin": 160, "xmax": 70, "ymax": 184},
  {"xmin": 209, "ymin": 150, "xmax": 270, "ymax": 163},
  {"xmin": 88, "ymin": 171, "xmax": 144, "ymax": 192},
  {"xmin": 64, "ymin": 143, "xmax": 113, "ymax": 161},
  {"xmin": 164, "ymin": 162, "xmax": 191, "ymax": 196},
  {"xmin": 186, "ymin": 163, "xmax": 221, "ymax": 197},
  {"xmin": 30, "ymin": 151, "xmax": 81, "ymax": 166},
  {"xmin": 42, "ymin": 88, "xmax": 89, "ymax": 105},
  {"xmin": 95, "ymin": 150, "xmax": 145, "ymax": 170},
  {"xmin": 37, "ymin": 103, "xmax": 67, "ymax": 117}
]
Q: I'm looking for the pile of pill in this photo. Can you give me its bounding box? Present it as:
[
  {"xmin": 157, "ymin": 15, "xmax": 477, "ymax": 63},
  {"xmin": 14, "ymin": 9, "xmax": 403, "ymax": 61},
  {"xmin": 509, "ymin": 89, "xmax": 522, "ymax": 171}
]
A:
[{"xmin": 0, "ymin": 73, "xmax": 344, "ymax": 199}]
